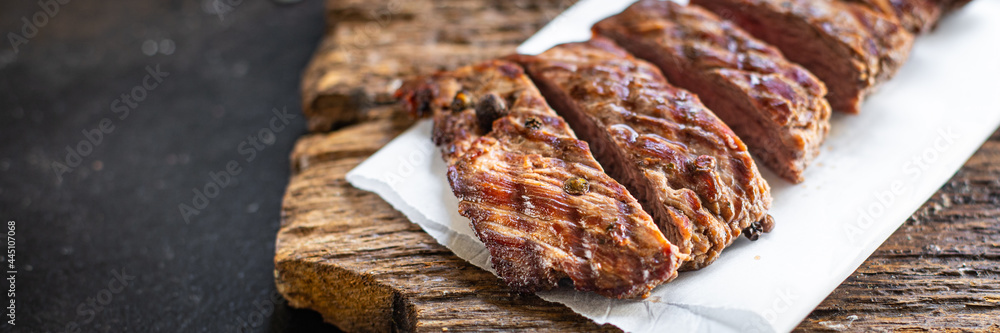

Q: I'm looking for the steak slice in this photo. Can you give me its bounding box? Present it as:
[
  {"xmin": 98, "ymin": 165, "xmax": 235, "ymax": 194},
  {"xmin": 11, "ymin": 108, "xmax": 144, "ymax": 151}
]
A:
[
  {"xmin": 514, "ymin": 38, "xmax": 774, "ymax": 270},
  {"xmin": 856, "ymin": 0, "xmax": 942, "ymax": 34},
  {"xmin": 852, "ymin": 0, "xmax": 974, "ymax": 34},
  {"xmin": 397, "ymin": 60, "xmax": 681, "ymax": 298},
  {"xmin": 933, "ymin": 0, "xmax": 973, "ymax": 12},
  {"xmin": 691, "ymin": 0, "xmax": 914, "ymax": 114},
  {"xmin": 594, "ymin": 1, "xmax": 831, "ymax": 183}
]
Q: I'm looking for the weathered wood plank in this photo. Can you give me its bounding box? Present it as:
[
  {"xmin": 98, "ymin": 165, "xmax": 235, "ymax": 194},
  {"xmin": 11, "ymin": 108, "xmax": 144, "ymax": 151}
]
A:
[
  {"xmin": 795, "ymin": 130, "xmax": 1000, "ymax": 332},
  {"xmin": 276, "ymin": 109, "xmax": 619, "ymax": 332},
  {"xmin": 302, "ymin": 0, "xmax": 574, "ymax": 132},
  {"xmin": 281, "ymin": 0, "xmax": 1000, "ymax": 331},
  {"xmin": 277, "ymin": 110, "xmax": 1000, "ymax": 332}
]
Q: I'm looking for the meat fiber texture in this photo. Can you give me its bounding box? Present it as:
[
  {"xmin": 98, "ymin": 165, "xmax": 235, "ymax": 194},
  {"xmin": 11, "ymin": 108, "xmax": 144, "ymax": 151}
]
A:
[
  {"xmin": 512, "ymin": 38, "xmax": 772, "ymax": 270},
  {"xmin": 692, "ymin": 0, "xmax": 914, "ymax": 115},
  {"xmin": 594, "ymin": 0, "xmax": 832, "ymax": 183},
  {"xmin": 396, "ymin": 60, "xmax": 682, "ymax": 298},
  {"xmin": 856, "ymin": 0, "xmax": 973, "ymax": 34},
  {"xmin": 855, "ymin": 0, "xmax": 943, "ymax": 34},
  {"xmin": 348, "ymin": 0, "xmax": 1000, "ymax": 331}
]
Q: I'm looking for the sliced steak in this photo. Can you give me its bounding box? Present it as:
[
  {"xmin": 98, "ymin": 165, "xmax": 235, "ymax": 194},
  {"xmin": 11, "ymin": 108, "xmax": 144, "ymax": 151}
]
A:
[
  {"xmin": 692, "ymin": 0, "xmax": 914, "ymax": 114},
  {"xmin": 514, "ymin": 38, "xmax": 774, "ymax": 270},
  {"xmin": 860, "ymin": 0, "xmax": 974, "ymax": 34},
  {"xmin": 397, "ymin": 60, "xmax": 681, "ymax": 298},
  {"xmin": 854, "ymin": 0, "xmax": 942, "ymax": 34},
  {"xmin": 594, "ymin": 1, "xmax": 831, "ymax": 183},
  {"xmin": 933, "ymin": 0, "xmax": 973, "ymax": 12},
  {"xmin": 849, "ymin": 0, "xmax": 980, "ymax": 34}
]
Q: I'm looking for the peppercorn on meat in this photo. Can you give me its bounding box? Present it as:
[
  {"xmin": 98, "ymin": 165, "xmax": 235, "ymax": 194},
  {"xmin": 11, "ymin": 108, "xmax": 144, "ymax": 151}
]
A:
[{"xmin": 397, "ymin": 60, "xmax": 682, "ymax": 298}]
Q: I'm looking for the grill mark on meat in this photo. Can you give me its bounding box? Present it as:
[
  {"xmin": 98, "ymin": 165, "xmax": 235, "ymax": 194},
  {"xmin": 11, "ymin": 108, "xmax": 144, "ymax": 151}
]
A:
[
  {"xmin": 848, "ymin": 0, "xmax": 942, "ymax": 33},
  {"xmin": 853, "ymin": 0, "xmax": 972, "ymax": 34},
  {"xmin": 593, "ymin": 1, "xmax": 831, "ymax": 183},
  {"xmin": 691, "ymin": 0, "xmax": 914, "ymax": 115},
  {"xmin": 397, "ymin": 60, "xmax": 681, "ymax": 298},
  {"xmin": 933, "ymin": 0, "xmax": 973, "ymax": 12},
  {"xmin": 514, "ymin": 38, "xmax": 773, "ymax": 270}
]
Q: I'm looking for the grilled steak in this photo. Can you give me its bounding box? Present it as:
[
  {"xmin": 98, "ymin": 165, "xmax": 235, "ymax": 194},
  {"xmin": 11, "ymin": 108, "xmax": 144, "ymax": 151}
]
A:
[
  {"xmin": 692, "ymin": 0, "xmax": 914, "ymax": 114},
  {"xmin": 397, "ymin": 60, "xmax": 681, "ymax": 298},
  {"xmin": 854, "ymin": 0, "xmax": 974, "ymax": 34},
  {"xmin": 934, "ymin": 0, "xmax": 973, "ymax": 12},
  {"xmin": 514, "ymin": 38, "xmax": 774, "ymax": 270},
  {"xmin": 594, "ymin": 1, "xmax": 832, "ymax": 183},
  {"xmin": 852, "ymin": 0, "xmax": 942, "ymax": 33}
]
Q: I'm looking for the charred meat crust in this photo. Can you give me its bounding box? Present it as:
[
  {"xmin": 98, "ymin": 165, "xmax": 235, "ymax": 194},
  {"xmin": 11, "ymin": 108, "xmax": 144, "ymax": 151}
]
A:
[
  {"xmin": 514, "ymin": 38, "xmax": 773, "ymax": 270},
  {"xmin": 932, "ymin": 0, "xmax": 972, "ymax": 13},
  {"xmin": 849, "ymin": 0, "xmax": 942, "ymax": 34},
  {"xmin": 691, "ymin": 0, "xmax": 914, "ymax": 114},
  {"xmin": 852, "ymin": 0, "xmax": 973, "ymax": 34},
  {"xmin": 594, "ymin": 1, "xmax": 831, "ymax": 183},
  {"xmin": 397, "ymin": 60, "xmax": 681, "ymax": 298}
]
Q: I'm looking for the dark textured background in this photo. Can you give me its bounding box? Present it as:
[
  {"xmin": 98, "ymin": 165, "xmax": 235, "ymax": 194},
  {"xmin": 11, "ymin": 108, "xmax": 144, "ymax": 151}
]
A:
[{"xmin": 0, "ymin": 1, "xmax": 341, "ymax": 332}]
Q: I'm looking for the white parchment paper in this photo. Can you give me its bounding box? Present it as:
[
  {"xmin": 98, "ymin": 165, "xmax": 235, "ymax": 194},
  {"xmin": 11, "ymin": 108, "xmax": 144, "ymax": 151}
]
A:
[{"xmin": 347, "ymin": 1, "xmax": 1000, "ymax": 331}]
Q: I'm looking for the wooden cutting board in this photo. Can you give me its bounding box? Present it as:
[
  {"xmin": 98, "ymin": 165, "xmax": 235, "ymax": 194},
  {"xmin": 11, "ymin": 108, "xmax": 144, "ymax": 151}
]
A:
[{"xmin": 276, "ymin": 0, "xmax": 1000, "ymax": 331}]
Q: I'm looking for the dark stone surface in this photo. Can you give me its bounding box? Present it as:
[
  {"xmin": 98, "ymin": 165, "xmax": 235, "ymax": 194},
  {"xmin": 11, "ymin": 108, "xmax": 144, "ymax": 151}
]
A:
[{"xmin": 0, "ymin": 1, "xmax": 339, "ymax": 332}]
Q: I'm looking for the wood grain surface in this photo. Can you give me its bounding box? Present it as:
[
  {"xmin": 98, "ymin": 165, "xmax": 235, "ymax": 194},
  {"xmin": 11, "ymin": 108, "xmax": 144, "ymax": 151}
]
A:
[
  {"xmin": 301, "ymin": 0, "xmax": 573, "ymax": 131},
  {"xmin": 277, "ymin": 0, "xmax": 1000, "ymax": 331}
]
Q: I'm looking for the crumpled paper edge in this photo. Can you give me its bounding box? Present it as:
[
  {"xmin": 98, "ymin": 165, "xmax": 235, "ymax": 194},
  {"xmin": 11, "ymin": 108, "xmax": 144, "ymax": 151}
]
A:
[
  {"xmin": 346, "ymin": 120, "xmax": 772, "ymax": 333},
  {"xmin": 345, "ymin": 0, "xmax": 1000, "ymax": 331}
]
